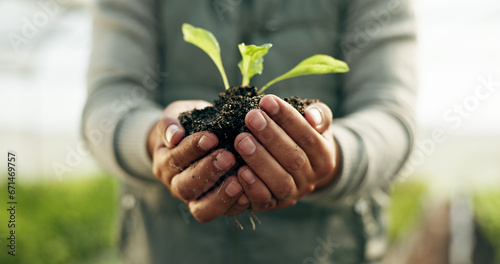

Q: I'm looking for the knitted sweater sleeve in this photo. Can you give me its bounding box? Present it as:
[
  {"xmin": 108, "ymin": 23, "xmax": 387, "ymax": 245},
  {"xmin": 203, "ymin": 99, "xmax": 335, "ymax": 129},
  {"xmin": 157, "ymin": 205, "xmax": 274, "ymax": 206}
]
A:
[
  {"xmin": 303, "ymin": 0, "xmax": 418, "ymax": 204},
  {"xmin": 82, "ymin": 0, "xmax": 162, "ymax": 183}
]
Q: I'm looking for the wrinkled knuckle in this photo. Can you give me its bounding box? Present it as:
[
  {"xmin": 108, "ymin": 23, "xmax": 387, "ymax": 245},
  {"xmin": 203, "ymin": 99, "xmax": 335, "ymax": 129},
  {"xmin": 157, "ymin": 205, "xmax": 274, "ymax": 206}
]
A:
[
  {"xmin": 252, "ymin": 194, "xmax": 275, "ymax": 210},
  {"xmin": 276, "ymin": 109, "xmax": 294, "ymax": 126},
  {"xmin": 166, "ymin": 151, "xmax": 184, "ymax": 173},
  {"xmin": 173, "ymin": 182, "xmax": 196, "ymax": 201},
  {"xmin": 285, "ymin": 152, "xmax": 308, "ymax": 172},
  {"xmin": 257, "ymin": 129, "xmax": 276, "ymax": 144},
  {"xmin": 256, "ymin": 199, "xmax": 276, "ymax": 210},
  {"xmin": 274, "ymin": 177, "xmax": 294, "ymax": 200},
  {"xmin": 298, "ymin": 132, "xmax": 317, "ymax": 150},
  {"xmin": 152, "ymin": 164, "xmax": 172, "ymax": 186}
]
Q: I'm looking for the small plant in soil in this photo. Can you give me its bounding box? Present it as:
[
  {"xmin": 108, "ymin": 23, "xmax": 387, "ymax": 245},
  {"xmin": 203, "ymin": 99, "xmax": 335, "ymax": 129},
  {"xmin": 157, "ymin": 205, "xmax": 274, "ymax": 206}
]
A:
[
  {"xmin": 179, "ymin": 24, "xmax": 349, "ymax": 229},
  {"xmin": 179, "ymin": 23, "xmax": 349, "ymax": 165}
]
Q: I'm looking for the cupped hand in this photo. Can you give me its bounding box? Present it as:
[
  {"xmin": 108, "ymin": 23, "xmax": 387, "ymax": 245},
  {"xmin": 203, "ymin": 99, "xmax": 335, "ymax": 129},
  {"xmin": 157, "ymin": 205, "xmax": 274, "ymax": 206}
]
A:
[
  {"xmin": 232, "ymin": 95, "xmax": 341, "ymax": 212},
  {"xmin": 148, "ymin": 100, "xmax": 248, "ymax": 222}
]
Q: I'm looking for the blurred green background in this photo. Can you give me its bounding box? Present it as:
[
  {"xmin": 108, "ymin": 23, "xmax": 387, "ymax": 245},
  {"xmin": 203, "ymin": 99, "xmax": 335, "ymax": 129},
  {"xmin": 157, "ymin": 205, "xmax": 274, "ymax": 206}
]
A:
[
  {"xmin": 1, "ymin": 176, "xmax": 499, "ymax": 264},
  {"xmin": 0, "ymin": 175, "xmax": 120, "ymax": 264}
]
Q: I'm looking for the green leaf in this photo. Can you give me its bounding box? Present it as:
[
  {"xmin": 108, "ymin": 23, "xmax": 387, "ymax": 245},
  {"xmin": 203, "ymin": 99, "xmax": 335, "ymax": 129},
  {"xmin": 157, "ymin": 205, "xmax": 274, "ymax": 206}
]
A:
[
  {"xmin": 182, "ymin": 23, "xmax": 230, "ymax": 89},
  {"xmin": 238, "ymin": 43, "xmax": 272, "ymax": 86},
  {"xmin": 259, "ymin": 54, "xmax": 349, "ymax": 93}
]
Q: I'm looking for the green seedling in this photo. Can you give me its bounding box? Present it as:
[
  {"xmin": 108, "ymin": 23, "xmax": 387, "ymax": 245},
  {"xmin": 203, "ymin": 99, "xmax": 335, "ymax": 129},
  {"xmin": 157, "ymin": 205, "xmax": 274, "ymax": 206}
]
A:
[
  {"xmin": 182, "ymin": 23, "xmax": 349, "ymax": 92},
  {"xmin": 182, "ymin": 23, "xmax": 230, "ymax": 89}
]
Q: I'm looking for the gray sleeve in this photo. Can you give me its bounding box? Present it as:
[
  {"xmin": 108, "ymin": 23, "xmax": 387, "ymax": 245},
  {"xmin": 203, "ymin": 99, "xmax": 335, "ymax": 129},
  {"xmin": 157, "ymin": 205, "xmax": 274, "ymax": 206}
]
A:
[
  {"xmin": 303, "ymin": 0, "xmax": 417, "ymax": 204},
  {"xmin": 82, "ymin": 0, "xmax": 163, "ymax": 183}
]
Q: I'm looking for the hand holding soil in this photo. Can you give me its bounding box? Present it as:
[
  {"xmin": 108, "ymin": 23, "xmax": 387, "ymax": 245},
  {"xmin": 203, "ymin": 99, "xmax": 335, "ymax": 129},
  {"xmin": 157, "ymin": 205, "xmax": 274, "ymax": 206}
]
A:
[
  {"xmin": 148, "ymin": 100, "xmax": 245, "ymax": 223},
  {"xmin": 148, "ymin": 96, "xmax": 341, "ymax": 222},
  {"xmin": 146, "ymin": 24, "xmax": 348, "ymax": 223},
  {"xmin": 227, "ymin": 95, "xmax": 341, "ymax": 215}
]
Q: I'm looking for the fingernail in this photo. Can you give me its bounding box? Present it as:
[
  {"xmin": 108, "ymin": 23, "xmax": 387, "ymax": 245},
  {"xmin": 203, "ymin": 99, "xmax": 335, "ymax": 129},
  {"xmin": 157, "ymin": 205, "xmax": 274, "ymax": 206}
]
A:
[
  {"xmin": 214, "ymin": 151, "xmax": 233, "ymax": 171},
  {"xmin": 225, "ymin": 181, "xmax": 242, "ymax": 197},
  {"xmin": 238, "ymin": 136, "xmax": 256, "ymax": 155},
  {"xmin": 308, "ymin": 107, "xmax": 323, "ymax": 128},
  {"xmin": 237, "ymin": 195, "xmax": 249, "ymax": 205},
  {"xmin": 241, "ymin": 169, "xmax": 256, "ymax": 184},
  {"xmin": 198, "ymin": 135, "xmax": 216, "ymax": 151},
  {"xmin": 261, "ymin": 96, "xmax": 279, "ymax": 115},
  {"xmin": 165, "ymin": 124, "xmax": 181, "ymax": 145},
  {"xmin": 249, "ymin": 111, "xmax": 267, "ymax": 131}
]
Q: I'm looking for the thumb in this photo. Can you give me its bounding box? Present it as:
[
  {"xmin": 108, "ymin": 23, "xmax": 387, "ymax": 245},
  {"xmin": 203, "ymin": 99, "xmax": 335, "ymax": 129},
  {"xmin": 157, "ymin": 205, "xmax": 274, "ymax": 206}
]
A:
[
  {"xmin": 157, "ymin": 117, "xmax": 185, "ymax": 148},
  {"xmin": 304, "ymin": 103, "xmax": 333, "ymax": 134},
  {"xmin": 158, "ymin": 100, "xmax": 212, "ymax": 148}
]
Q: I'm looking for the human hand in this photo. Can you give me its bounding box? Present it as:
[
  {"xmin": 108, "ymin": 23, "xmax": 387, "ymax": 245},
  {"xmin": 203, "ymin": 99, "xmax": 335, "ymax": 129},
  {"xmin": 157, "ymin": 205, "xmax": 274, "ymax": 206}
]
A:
[
  {"xmin": 148, "ymin": 100, "xmax": 248, "ymax": 222},
  {"xmin": 231, "ymin": 95, "xmax": 341, "ymax": 212}
]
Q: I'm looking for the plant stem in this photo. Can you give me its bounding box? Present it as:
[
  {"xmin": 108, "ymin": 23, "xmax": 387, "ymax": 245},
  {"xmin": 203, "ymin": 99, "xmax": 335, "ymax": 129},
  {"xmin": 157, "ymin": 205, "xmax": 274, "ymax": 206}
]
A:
[
  {"xmin": 241, "ymin": 75, "xmax": 250, "ymax": 87},
  {"xmin": 220, "ymin": 68, "xmax": 230, "ymax": 90}
]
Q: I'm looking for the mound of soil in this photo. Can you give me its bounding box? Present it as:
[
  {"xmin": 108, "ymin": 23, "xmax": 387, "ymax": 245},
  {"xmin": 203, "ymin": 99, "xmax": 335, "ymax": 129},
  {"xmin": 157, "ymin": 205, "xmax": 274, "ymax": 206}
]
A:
[{"xmin": 179, "ymin": 86, "xmax": 316, "ymax": 164}]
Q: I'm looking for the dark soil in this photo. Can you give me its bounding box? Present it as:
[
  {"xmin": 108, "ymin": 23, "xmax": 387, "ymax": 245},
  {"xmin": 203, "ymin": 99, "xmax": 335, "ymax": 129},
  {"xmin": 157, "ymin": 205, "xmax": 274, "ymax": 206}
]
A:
[{"xmin": 179, "ymin": 86, "xmax": 316, "ymax": 164}]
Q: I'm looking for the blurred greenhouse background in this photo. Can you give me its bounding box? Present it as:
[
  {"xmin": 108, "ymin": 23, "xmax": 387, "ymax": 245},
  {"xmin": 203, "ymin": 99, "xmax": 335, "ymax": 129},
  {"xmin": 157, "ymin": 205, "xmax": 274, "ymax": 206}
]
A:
[{"xmin": 0, "ymin": 0, "xmax": 499, "ymax": 263}]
